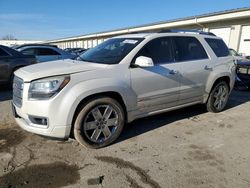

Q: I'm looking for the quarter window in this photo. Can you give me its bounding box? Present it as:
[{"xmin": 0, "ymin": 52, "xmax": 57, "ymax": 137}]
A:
[
  {"xmin": 173, "ymin": 36, "xmax": 208, "ymax": 62},
  {"xmin": 21, "ymin": 48, "xmax": 36, "ymax": 56},
  {"xmin": 136, "ymin": 37, "xmax": 173, "ymax": 64},
  {"xmin": 205, "ymin": 38, "xmax": 229, "ymax": 57}
]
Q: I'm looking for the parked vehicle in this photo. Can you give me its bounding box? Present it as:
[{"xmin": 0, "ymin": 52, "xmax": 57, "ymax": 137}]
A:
[
  {"xmin": 16, "ymin": 45, "xmax": 76, "ymax": 63},
  {"xmin": 229, "ymin": 48, "xmax": 244, "ymax": 60},
  {"xmin": 65, "ymin": 48, "xmax": 88, "ymax": 56},
  {"xmin": 235, "ymin": 58, "xmax": 250, "ymax": 89},
  {"xmin": 12, "ymin": 43, "xmax": 58, "ymax": 50},
  {"xmin": 72, "ymin": 48, "xmax": 88, "ymax": 56},
  {"xmin": 12, "ymin": 30, "xmax": 236, "ymax": 148},
  {"xmin": 0, "ymin": 45, "xmax": 36, "ymax": 85}
]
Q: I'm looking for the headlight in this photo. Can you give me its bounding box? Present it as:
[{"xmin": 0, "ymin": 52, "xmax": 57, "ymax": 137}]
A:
[{"xmin": 29, "ymin": 75, "xmax": 70, "ymax": 100}]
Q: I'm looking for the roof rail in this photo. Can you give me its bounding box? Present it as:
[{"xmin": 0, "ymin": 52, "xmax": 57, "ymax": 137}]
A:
[{"xmin": 158, "ymin": 29, "xmax": 216, "ymax": 36}]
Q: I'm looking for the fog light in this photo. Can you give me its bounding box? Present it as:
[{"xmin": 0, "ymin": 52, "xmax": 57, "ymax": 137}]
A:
[{"xmin": 29, "ymin": 116, "xmax": 48, "ymax": 126}]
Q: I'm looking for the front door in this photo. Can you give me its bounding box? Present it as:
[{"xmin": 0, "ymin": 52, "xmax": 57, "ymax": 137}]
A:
[{"xmin": 130, "ymin": 37, "xmax": 180, "ymax": 114}]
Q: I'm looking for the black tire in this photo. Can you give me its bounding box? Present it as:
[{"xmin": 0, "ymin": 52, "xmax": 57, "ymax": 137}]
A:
[
  {"xmin": 74, "ymin": 96, "xmax": 125, "ymax": 149},
  {"xmin": 206, "ymin": 81, "xmax": 230, "ymax": 113}
]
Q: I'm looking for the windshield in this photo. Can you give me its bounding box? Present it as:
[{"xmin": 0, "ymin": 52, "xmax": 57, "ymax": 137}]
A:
[{"xmin": 78, "ymin": 38, "xmax": 144, "ymax": 64}]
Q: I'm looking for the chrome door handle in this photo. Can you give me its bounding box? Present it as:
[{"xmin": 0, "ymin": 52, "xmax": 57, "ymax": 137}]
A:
[
  {"xmin": 169, "ymin": 70, "xmax": 178, "ymax": 75},
  {"xmin": 204, "ymin": 65, "xmax": 213, "ymax": 71}
]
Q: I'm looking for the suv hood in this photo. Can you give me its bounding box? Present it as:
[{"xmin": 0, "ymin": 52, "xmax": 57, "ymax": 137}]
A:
[{"xmin": 15, "ymin": 59, "xmax": 107, "ymax": 82}]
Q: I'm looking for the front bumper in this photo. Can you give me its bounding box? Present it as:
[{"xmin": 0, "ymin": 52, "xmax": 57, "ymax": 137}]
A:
[
  {"xmin": 15, "ymin": 116, "xmax": 70, "ymax": 138},
  {"xmin": 11, "ymin": 77, "xmax": 73, "ymax": 139}
]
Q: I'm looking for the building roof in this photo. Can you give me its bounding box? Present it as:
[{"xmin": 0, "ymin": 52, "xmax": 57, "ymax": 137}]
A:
[{"xmin": 46, "ymin": 7, "xmax": 250, "ymax": 43}]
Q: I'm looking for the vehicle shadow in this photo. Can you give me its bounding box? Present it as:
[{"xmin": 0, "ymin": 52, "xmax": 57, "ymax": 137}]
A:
[
  {"xmin": 117, "ymin": 90, "xmax": 250, "ymax": 144},
  {"xmin": 0, "ymin": 85, "xmax": 12, "ymax": 102}
]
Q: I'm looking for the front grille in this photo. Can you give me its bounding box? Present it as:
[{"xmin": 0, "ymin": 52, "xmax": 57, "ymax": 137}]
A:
[{"xmin": 13, "ymin": 76, "xmax": 24, "ymax": 108}]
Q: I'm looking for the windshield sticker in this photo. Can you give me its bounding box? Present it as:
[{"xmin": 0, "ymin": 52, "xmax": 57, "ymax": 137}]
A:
[{"xmin": 122, "ymin": 39, "xmax": 138, "ymax": 44}]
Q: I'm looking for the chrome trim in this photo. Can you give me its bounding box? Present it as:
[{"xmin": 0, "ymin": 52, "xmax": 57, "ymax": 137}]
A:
[{"xmin": 13, "ymin": 76, "xmax": 24, "ymax": 108}]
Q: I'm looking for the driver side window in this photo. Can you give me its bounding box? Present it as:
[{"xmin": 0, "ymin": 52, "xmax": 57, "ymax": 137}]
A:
[{"xmin": 136, "ymin": 37, "xmax": 174, "ymax": 64}]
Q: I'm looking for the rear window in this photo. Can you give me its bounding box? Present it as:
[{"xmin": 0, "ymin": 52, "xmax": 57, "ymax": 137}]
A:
[{"xmin": 205, "ymin": 38, "xmax": 229, "ymax": 57}]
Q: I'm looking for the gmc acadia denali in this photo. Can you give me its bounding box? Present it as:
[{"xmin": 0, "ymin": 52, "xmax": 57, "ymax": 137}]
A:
[{"xmin": 12, "ymin": 30, "xmax": 236, "ymax": 148}]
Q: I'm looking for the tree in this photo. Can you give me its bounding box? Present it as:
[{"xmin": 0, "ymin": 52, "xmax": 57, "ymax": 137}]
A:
[{"xmin": 1, "ymin": 34, "xmax": 17, "ymax": 40}]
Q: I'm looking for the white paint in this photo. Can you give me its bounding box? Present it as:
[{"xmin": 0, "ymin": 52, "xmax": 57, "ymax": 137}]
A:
[
  {"xmin": 239, "ymin": 25, "xmax": 250, "ymax": 56},
  {"xmin": 0, "ymin": 40, "xmax": 42, "ymax": 47},
  {"xmin": 210, "ymin": 27, "xmax": 231, "ymax": 46}
]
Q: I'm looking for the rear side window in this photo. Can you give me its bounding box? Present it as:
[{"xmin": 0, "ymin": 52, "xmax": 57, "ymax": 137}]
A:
[
  {"xmin": 21, "ymin": 48, "xmax": 36, "ymax": 55},
  {"xmin": 0, "ymin": 48, "xmax": 10, "ymax": 57},
  {"xmin": 37, "ymin": 48, "xmax": 60, "ymax": 56},
  {"xmin": 137, "ymin": 37, "xmax": 173, "ymax": 64},
  {"xmin": 173, "ymin": 36, "xmax": 208, "ymax": 62},
  {"xmin": 205, "ymin": 38, "xmax": 229, "ymax": 57}
]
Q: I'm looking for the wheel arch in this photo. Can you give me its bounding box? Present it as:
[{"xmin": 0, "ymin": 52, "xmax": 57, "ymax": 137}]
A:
[
  {"xmin": 70, "ymin": 91, "xmax": 128, "ymax": 137},
  {"xmin": 204, "ymin": 74, "xmax": 231, "ymax": 103}
]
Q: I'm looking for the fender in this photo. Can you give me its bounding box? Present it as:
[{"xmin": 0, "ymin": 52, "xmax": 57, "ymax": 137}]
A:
[{"xmin": 58, "ymin": 78, "xmax": 137, "ymax": 126}]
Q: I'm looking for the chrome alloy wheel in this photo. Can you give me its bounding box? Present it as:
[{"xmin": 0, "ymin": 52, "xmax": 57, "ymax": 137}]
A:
[
  {"xmin": 83, "ymin": 105, "xmax": 119, "ymax": 143},
  {"xmin": 213, "ymin": 85, "xmax": 228, "ymax": 111}
]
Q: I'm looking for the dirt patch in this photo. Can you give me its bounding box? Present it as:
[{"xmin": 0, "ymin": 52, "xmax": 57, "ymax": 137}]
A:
[
  {"xmin": 188, "ymin": 145, "xmax": 225, "ymax": 170},
  {"xmin": 95, "ymin": 156, "xmax": 161, "ymax": 188},
  {"xmin": 0, "ymin": 127, "xmax": 26, "ymax": 152},
  {"xmin": 0, "ymin": 162, "xmax": 80, "ymax": 188}
]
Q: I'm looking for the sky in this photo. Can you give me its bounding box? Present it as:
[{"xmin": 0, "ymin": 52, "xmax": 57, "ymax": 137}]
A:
[{"xmin": 0, "ymin": 0, "xmax": 249, "ymax": 41}]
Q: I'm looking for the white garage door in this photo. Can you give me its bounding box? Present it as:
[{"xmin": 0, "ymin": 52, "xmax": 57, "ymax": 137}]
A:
[
  {"xmin": 239, "ymin": 25, "xmax": 250, "ymax": 56},
  {"xmin": 93, "ymin": 39, "xmax": 98, "ymax": 47},
  {"xmin": 210, "ymin": 28, "xmax": 231, "ymax": 46}
]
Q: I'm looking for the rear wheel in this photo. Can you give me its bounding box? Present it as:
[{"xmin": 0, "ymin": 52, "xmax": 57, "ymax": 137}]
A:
[
  {"xmin": 206, "ymin": 81, "xmax": 230, "ymax": 113},
  {"xmin": 74, "ymin": 97, "xmax": 125, "ymax": 148}
]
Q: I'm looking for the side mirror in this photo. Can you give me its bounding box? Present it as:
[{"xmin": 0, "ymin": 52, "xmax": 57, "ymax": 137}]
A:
[{"xmin": 134, "ymin": 56, "xmax": 154, "ymax": 67}]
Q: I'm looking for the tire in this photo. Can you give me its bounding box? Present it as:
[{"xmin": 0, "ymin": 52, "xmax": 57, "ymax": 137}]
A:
[
  {"xmin": 206, "ymin": 81, "xmax": 230, "ymax": 113},
  {"xmin": 73, "ymin": 96, "xmax": 125, "ymax": 149}
]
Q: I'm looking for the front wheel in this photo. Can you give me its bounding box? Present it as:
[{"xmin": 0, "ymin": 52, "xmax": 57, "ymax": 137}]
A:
[
  {"xmin": 74, "ymin": 97, "xmax": 125, "ymax": 149},
  {"xmin": 206, "ymin": 81, "xmax": 230, "ymax": 113}
]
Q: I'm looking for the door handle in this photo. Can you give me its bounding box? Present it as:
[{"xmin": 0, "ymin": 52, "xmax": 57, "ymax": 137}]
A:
[
  {"xmin": 169, "ymin": 70, "xmax": 178, "ymax": 75},
  {"xmin": 204, "ymin": 65, "xmax": 213, "ymax": 71}
]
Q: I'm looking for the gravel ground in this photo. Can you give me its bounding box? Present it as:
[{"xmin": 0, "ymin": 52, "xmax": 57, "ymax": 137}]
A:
[{"xmin": 0, "ymin": 87, "xmax": 250, "ymax": 188}]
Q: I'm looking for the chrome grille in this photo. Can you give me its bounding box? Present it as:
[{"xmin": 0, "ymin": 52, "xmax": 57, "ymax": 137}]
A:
[{"xmin": 13, "ymin": 76, "xmax": 24, "ymax": 108}]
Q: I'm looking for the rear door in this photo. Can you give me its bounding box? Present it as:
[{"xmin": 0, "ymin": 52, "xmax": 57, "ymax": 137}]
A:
[
  {"xmin": 172, "ymin": 36, "xmax": 211, "ymax": 104},
  {"xmin": 130, "ymin": 37, "xmax": 181, "ymax": 113}
]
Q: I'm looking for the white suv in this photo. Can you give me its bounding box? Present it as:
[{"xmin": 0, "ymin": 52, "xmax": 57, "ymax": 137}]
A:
[{"xmin": 13, "ymin": 30, "xmax": 236, "ymax": 148}]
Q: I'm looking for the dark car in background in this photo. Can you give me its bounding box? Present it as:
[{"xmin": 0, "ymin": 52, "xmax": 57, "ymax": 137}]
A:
[
  {"xmin": 16, "ymin": 45, "xmax": 76, "ymax": 63},
  {"xmin": 229, "ymin": 48, "xmax": 244, "ymax": 60},
  {"xmin": 0, "ymin": 45, "xmax": 37, "ymax": 85},
  {"xmin": 235, "ymin": 59, "xmax": 250, "ymax": 89},
  {"xmin": 65, "ymin": 48, "xmax": 88, "ymax": 56},
  {"xmin": 12, "ymin": 43, "xmax": 58, "ymax": 50}
]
